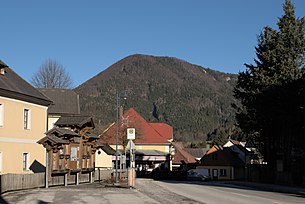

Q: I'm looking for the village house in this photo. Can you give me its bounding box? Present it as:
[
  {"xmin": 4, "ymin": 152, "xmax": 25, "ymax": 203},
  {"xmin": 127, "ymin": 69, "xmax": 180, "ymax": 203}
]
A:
[
  {"xmin": 223, "ymin": 139, "xmax": 248, "ymax": 163},
  {"xmin": 199, "ymin": 145, "xmax": 246, "ymax": 180},
  {"xmin": 0, "ymin": 60, "xmax": 52, "ymax": 174},
  {"xmin": 97, "ymin": 108, "xmax": 174, "ymax": 175}
]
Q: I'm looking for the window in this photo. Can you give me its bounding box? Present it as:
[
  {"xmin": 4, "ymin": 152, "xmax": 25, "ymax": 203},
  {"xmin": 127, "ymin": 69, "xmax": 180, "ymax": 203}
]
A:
[
  {"xmin": 212, "ymin": 153, "xmax": 218, "ymax": 160},
  {"xmin": 23, "ymin": 153, "xmax": 29, "ymax": 170},
  {"xmin": 52, "ymin": 153, "xmax": 57, "ymax": 170},
  {"xmin": 70, "ymin": 147, "xmax": 78, "ymax": 161},
  {"xmin": 24, "ymin": 109, "xmax": 31, "ymax": 129},
  {"xmin": 59, "ymin": 158, "xmax": 63, "ymax": 169},
  {"xmin": 0, "ymin": 104, "xmax": 3, "ymax": 127},
  {"xmin": 220, "ymin": 169, "xmax": 227, "ymax": 177}
]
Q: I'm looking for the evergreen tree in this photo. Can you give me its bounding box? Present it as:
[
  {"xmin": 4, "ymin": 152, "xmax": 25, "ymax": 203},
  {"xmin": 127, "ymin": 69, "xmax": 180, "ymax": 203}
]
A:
[{"xmin": 234, "ymin": 0, "xmax": 305, "ymax": 184}]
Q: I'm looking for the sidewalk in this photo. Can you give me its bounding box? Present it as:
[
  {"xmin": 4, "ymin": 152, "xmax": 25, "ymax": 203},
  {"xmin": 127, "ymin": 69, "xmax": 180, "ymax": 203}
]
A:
[{"xmin": 226, "ymin": 181, "xmax": 305, "ymax": 196}]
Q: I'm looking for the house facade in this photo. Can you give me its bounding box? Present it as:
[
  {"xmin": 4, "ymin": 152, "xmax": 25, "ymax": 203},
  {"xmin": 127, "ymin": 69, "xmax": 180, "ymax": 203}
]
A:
[
  {"xmin": 199, "ymin": 145, "xmax": 245, "ymax": 180},
  {"xmin": 0, "ymin": 60, "xmax": 52, "ymax": 174}
]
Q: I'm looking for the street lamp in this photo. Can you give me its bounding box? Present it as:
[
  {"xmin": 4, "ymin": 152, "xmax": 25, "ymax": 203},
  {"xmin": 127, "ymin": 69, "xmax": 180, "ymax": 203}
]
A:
[{"xmin": 115, "ymin": 91, "xmax": 127, "ymax": 183}]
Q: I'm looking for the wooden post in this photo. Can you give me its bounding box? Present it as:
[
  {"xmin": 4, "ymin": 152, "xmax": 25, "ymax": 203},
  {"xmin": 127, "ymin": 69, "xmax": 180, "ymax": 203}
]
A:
[
  {"xmin": 64, "ymin": 174, "xmax": 68, "ymax": 186},
  {"xmin": 89, "ymin": 171, "xmax": 93, "ymax": 183},
  {"xmin": 75, "ymin": 172, "xmax": 79, "ymax": 185},
  {"xmin": 45, "ymin": 150, "xmax": 49, "ymax": 188}
]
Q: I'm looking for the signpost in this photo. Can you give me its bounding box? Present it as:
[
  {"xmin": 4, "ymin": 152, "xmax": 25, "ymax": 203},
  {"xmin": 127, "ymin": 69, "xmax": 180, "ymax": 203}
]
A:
[
  {"xmin": 127, "ymin": 128, "xmax": 135, "ymax": 140},
  {"xmin": 126, "ymin": 128, "xmax": 136, "ymax": 188}
]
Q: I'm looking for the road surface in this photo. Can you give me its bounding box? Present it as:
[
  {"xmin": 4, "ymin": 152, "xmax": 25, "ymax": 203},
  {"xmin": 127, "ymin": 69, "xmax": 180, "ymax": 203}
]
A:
[
  {"xmin": 139, "ymin": 179, "xmax": 305, "ymax": 204},
  {"xmin": 1, "ymin": 179, "xmax": 305, "ymax": 204}
]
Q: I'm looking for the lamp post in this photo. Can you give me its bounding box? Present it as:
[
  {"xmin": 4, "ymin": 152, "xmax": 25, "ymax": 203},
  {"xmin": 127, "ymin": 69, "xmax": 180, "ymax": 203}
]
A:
[{"xmin": 115, "ymin": 91, "xmax": 127, "ymax": 183}]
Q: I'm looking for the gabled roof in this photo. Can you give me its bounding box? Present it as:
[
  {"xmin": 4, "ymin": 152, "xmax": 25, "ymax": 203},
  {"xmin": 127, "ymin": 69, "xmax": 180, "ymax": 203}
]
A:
[
  {"xmin": 173, "ymin": 144, "xmax": 197, "ymax": 165},
  {"xmin": 55, "ymin": 115, "xmax": 94, "ymax": 129},
  {"xmin": 0, "ymin": 61, "xmax": 52, "ymax": 106},
  {"xmin": 224, "ymin": 139, "xmax": 249, "ymax": 154},
  {"xmin": 37, "ymin": 134, "xmax": 69, "ymax": 146},
  {"xmin": 86, "ymin": 132, "xmax": 99, "ymax": 139},
  {"xmin": 99, "ymin": 108, "xmax": 172, "ymax": 145},
  {"xmin": 201, "ymin": 146, "xmax": 245, "ymax": 167},
  {"xmin": 38, "ymin": 88, "xmax": 80, "ymax": 115},
  {"xmin": 148, "ymin": 123, "xmax": 173, "ymax": 141},
  {"xmin": 185, "ymin": 148, "xmax": 207, "ymax": 159},
  {"xmin": 206, "ymin": 145, "xmax": 222, "ymax": 155},
  {"xmin": 0, "ymin": 60, "xmax": 7, "ymax": 68},
  {"xmin": 45, "ymin": 127, "xmax": 79, "ymax": 137},
  {"xmin": 100, "ymin": 144, "xmax": 116, "ymax": 155}
]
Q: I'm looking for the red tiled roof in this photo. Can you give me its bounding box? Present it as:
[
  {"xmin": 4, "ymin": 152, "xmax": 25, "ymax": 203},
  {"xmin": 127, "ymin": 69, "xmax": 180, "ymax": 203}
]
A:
[
  {"xmin": 172, "ymin": 144, "xmax": 197, "ymax": 165},
  {"xmin": 99, "ymin": 108, "xmax": 173, "ymax": 145},
  {"xmin": 149, "ymin": 123, "xmax": 173, "ymax": 141}
]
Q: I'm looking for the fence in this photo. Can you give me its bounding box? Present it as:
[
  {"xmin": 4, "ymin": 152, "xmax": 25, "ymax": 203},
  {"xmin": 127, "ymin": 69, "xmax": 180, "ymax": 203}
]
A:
[{"xmin": 0, "ymin": 169, "xmax": 112, "ymax": 194}]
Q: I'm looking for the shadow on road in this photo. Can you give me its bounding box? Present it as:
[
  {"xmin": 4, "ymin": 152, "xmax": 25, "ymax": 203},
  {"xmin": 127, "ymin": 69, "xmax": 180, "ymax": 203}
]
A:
[
  {"xmin": 0, "ymin": 196, "xmax": 9, "ymax": 204},
  {"xmin": 152, "ymin": 178, "xmax": 305, "ymax": 199}
]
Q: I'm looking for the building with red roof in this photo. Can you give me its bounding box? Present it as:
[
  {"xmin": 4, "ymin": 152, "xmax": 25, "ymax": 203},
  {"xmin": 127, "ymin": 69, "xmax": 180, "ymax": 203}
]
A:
[
  {"xmin": 96, "ymin": 108, "xmax": 174, "ymax": 173},
  {"xmin": 172, "ymin": 143, "xmax": 198, "ymax": 170},
  {"xmin": 99, "ymin": 108, "xmax": 173, "ymax": 145}
]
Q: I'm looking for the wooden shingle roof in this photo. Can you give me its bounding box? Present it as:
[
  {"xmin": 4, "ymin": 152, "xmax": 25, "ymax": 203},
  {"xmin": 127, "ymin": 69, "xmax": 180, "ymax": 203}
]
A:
[
  {"xmin": 37, "ymin": 135, "xmax": 69, "ymax": 146},
  {"xmin": 55, "ymin": 115, "xmax": 94, "ymax": 129},
  {"xmin": 0, "ymin": 60, "xmax": 52, "ymax": 106},
  {"xmin": 0, "ymin": 60, "xmax": 7, "ymax": 68},
  {"xmin": 38, "ymin": 88, "xmax": 80, "ymax": 115},
  {"xmin": 46, "ymin": 127, "xmax": 79, "ymax": 137}
]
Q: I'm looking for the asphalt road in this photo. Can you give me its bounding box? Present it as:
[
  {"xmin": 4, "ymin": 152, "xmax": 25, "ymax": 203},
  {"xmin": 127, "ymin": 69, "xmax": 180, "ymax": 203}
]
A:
[
  {"xmin": 148, "ymin": 179, "xmax": 305, "ymax": 204},
  {"xmin": 1, "ymin": 179, "xmax": 305, "ymax": 204},
  {"xmin": 0, "ymin": 182, "xmax": 158, "ymax": 204}
]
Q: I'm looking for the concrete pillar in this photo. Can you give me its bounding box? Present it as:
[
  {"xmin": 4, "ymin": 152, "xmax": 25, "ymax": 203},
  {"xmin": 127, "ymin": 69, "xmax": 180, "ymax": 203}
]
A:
[{"xmin": 128, "ymin": 168, "xmax": 136, "ymax": 188}]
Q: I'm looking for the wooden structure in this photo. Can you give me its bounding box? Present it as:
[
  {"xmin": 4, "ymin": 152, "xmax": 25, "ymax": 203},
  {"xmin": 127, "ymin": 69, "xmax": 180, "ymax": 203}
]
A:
[{"xmin": 38, "ymin": 115, "xmax": 99, "ymax": 185}]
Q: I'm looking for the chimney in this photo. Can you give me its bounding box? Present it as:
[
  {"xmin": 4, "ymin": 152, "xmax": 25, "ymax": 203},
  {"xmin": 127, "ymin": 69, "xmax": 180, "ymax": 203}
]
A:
[{"xmin": 0, "ymin": 68, "xmax": 5, "ymax": 75}]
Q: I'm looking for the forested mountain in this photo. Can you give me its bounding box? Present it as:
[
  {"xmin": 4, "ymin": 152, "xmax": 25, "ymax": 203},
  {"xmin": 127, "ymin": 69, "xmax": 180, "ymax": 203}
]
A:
[{"xmin": 75, "ymin": 54, "xmax": 237, "ymax": 144}]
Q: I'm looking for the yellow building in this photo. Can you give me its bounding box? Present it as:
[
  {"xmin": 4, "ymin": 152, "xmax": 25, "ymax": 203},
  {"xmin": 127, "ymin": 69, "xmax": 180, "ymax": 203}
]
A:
[{"xmin": 0, "ymin": 60, "xmax": 52, "ymax": 174}]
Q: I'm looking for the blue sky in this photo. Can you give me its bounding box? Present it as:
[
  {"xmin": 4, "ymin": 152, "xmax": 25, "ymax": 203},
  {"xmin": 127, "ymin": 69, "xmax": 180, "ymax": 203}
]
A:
[{"xmin": 1, "ymin": 0, "xmax": 305, "ymax": 87}]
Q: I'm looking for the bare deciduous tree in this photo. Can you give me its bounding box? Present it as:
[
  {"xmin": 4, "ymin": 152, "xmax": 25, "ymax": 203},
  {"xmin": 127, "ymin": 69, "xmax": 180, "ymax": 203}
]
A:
[{"xmin": 31, "ymin": 59, "xmax": 73, "ymax": 88}]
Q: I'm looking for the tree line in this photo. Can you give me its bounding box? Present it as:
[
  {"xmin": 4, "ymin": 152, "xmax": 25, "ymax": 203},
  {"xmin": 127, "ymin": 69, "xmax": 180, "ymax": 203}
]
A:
[{"xmin": 234, "ymin": 0, "xmax": 305, "ymax": 185}]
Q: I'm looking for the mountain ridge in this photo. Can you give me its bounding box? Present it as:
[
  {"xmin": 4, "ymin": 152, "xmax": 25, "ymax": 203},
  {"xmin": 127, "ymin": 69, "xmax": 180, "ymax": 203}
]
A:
[{"xmin": 75, "ymin": 54, "xmax": 237, "ymax": 143}]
